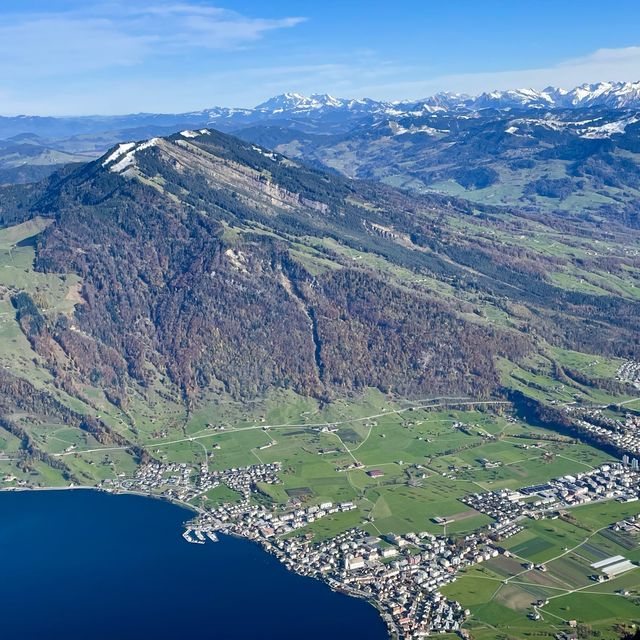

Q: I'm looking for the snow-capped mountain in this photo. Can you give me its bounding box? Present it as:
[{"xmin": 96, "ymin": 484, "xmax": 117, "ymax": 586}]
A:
[
  {"xmin": 243, "ymin": 81, "xmax": 640, "ymax": 117},
  {"xmin": 471, "ymin": 88, "xmax": 556, "ymax": 109},
  {"xmin": 255, "ymin": 93, "xmax": 346, "ymax": 113},
  {"xmin": 560, "ymin": 81, "xmax": 640, "ymax": 108},
  {"xmin": 410, "ymin": 81, "xmax": 640, "ymax": 112},
  {"xmin": 252, "ymin": 93, "xmax": 394, "ymax": 119}
]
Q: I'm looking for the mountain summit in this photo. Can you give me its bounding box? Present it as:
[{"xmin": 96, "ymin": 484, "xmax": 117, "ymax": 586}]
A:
[
  {"xmin": 256, "ymin": 93, "xmax": 345, "ymax": 113},
  {"xmin": 6, "ymin": 128, "xmax": 638, "ymax": 411},
  {"xmin": 19, "ymin": 129, "xmax": 523, "ymax": 404}
]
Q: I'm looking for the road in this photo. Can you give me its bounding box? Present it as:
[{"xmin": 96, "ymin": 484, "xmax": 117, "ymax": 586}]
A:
[{"xmin": 52, "ymin": 397, "xmax": 510, "ymax": 458}]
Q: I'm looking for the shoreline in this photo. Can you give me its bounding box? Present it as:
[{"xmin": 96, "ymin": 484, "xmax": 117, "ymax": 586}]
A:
[
  {"xmin": 0, "ymin": 484, "xmax": 200, "ymax": 515},
  {"xmin": 1, "ymin": 484, "xmax": 397, "ymax": 639},
  {"xmin": 219, "ymin": 527, "xmax": 400, "ymax": 640}
]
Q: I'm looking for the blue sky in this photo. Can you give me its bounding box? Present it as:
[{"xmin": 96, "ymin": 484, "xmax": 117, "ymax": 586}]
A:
[{"xmin": 2, "ymin": 0, "xmax": 640, "ymax": 115}]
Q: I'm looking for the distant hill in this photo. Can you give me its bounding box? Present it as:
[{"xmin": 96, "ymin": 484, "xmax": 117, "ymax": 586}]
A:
[{"xmin": 0, "ymin": 134, "xmax": 88, "ymax": 185}]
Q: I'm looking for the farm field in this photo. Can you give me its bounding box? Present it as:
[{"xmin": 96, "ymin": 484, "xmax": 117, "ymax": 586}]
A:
[{"xmin": 444, "ymin": 498, "xmax": 640, "ymax": 638}]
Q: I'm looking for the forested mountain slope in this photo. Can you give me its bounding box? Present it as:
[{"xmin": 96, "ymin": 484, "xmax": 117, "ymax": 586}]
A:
[{"xmin": 0, "ymin": 128, "xmax": 637, "ymax": 415}]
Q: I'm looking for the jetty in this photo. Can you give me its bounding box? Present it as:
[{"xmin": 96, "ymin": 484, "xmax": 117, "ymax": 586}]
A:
[
  {"xmin": 182, "ymin": 529, "xmax": 204, "ymax": 545},
  {"xmin": 182, "ymin": 526, "xmax": 219, "ymax": 544}
]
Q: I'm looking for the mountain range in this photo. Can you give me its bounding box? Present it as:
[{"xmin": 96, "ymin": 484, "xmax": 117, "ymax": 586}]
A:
[
  {"xmin": 1, "ymin": 82, "xmax": 640, "ymax": 225},
  {"xmin": 4, "ymin": 81, "xmax": 640, "ymax": 140},
  {"xmin": 249, "ymin": 81, "xmax": 640, "ymax": 115}
]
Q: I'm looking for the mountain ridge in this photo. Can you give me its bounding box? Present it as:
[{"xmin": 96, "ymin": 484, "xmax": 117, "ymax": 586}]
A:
[
  {"xmin": 20, "ymin": 129, "xmax": 530, "ymax": 405},
  {"xmin": 3, "ymin": 81, "xmax": 640, "ymax": 140}
]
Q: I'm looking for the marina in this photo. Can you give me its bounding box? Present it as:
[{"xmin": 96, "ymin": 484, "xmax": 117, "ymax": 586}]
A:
[{"xmin": 182, "ymin": 526, "xmax": 220, "ymax": 544}]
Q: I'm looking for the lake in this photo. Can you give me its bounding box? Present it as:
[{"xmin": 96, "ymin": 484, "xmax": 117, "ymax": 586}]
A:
[{"xmin": 0, "ymin": 489, "xmax": 389, "ymax": 639}]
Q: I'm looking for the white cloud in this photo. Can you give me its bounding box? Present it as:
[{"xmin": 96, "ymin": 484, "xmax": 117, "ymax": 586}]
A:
[
  {"xmin": 0, "ymin": 17, "xmax": 151, "ymax": 76},
  {"xmin": 123, "ymin": 3, "xmax": 305, "ymax": 51},
  {"xmin": 0, "ymin": 2, "xmax": 305, "ymax": 78},
  {"xmin": 348, "ymin": 46, "xmax": 640, "ymax": 100}
]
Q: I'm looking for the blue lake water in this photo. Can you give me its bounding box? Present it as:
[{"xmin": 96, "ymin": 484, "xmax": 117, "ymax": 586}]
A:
[{"xmin": 0, "ymin": 490, "xmax": 388, "ymax": 639}]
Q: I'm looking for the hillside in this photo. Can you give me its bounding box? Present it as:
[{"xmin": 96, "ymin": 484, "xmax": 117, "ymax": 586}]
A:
[
  {"xmin": 0, "ymin": 128, "xmax": 636, "ymax": 422},
  {"xmin": 10, "ymin": 131, "xmax": 530, "ymax": 404}
]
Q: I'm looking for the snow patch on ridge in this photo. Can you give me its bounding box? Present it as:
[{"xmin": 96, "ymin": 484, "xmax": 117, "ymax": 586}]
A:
[
  {"xmin": 102, "ymin": 142, "xmax": 135, "ymax": 167},
  {"xmin": 252, "ymin": 145, "xmax": 278, "ymax": 161},
  {"xmin": 105, "ymin": 138, "xmax": 161, "ymax": 174},
  {"xmin": 181, "ymin": 129, "xmax": 211, "ymax": 138},
  {"xmin": 389, "ymin": 121, "xmax": 443, "ymax": 136},
  {"xmin": 579, "ymin": 116, "xmax": 639, "ymax": 139}
]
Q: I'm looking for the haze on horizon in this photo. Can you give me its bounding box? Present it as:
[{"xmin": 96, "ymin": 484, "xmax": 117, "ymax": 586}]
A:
[{"xmin": 2, "ymin": 0, "xmax": 640, "ymax": 116}]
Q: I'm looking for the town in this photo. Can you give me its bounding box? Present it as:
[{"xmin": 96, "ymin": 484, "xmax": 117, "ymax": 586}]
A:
[
  {"xmin": 617, "ymin": 360, "xmax": 640, "ymax": 390},
  {"xmin": 564, "ymin": 405, "xmax": 640, "ymax": 457},
  {"xmin": 97, "ymin": 450, "xmax": 640, "ymax": 639},
  {"xmin": 103, "ymin": 461, "xmax": 281, "ymax": 503},
  {"xmin": 190, "ymin": 498, "xmax": 491, "ymax": 638},
  {"xmin": 464, "ymin": 461, "xmax": 640, "ymax": 525}
]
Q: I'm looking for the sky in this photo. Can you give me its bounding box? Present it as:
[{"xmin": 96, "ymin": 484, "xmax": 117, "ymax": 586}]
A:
[{"xmin": 2, "ymin": 0, "xmax": 640, "ymax": 115}]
